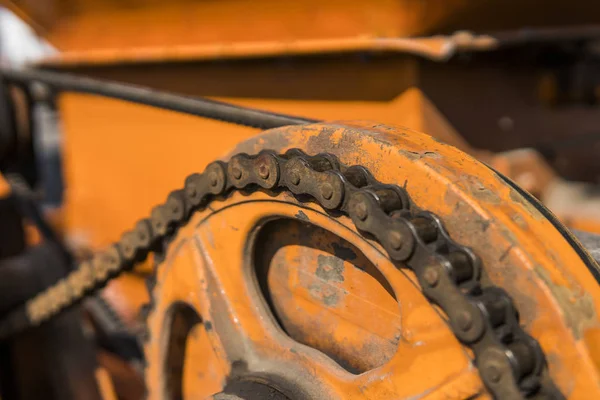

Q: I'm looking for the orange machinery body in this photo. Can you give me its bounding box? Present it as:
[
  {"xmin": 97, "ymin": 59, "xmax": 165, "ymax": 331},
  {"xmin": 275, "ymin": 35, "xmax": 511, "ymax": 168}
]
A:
[
  {"xmin": 4, "ymin": 0, "xmax": 600, "ymax": 248},
  {"xmin": 143, "ymin": 122, "xmax": 600, "ymax": 399},
  {"xmin": 3, "ymin": 2, "xmax": 600, "ymax": 399}
]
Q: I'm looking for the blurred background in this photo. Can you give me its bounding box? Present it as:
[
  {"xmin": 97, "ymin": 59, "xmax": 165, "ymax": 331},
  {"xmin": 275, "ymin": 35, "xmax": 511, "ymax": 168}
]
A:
[
  {"xmin": 3, "ymin": 1, "xmax": 600, "ymax": 399},
  {"xmin": 0, "ymin": 7, "xmax": 55, "ymax": 67}
]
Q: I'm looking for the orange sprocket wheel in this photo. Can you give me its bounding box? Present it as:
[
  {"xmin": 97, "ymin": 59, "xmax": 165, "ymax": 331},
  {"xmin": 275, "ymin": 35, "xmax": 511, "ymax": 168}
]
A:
[{"xmin": 143, "ymin": 122, "xmax": 600, "ymax": 400}]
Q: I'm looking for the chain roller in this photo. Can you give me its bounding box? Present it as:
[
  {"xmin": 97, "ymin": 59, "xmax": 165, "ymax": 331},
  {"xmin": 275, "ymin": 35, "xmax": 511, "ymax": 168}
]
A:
[{"xmin": 0, "ymin": 149, "xmax": 563, "ymax": 399}]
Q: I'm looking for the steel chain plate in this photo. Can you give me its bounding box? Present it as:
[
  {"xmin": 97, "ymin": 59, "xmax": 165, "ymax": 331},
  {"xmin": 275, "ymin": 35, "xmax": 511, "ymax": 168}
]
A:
[{"xmin": 0, "ymin": 149, "xmax": 563, "ymax": 399}]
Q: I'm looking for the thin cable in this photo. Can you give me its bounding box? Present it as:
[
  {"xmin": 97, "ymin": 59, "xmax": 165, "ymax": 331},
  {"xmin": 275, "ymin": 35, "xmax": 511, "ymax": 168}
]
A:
[{"xmin": 1, "ymin": 68, "xmax": 319, "ymax": 129}]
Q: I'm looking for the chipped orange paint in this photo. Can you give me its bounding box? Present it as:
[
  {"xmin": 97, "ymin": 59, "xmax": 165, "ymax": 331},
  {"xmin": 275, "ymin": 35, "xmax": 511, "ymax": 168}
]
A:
[
  {"xmin": 148, "ymin": 196, "xmax": 483, "ymax": 399},
  {"xmin": 144, "ymin": 233, "xmax": 230, "ymax": 399},
  {"xmin": 261, "ymin": 221, "xmax": 404, "ymax": 373},
  {"xmin": 258, "ymin": 219, "xmax": 461, "ymax": 376},
  {"xmin": 144, "ymin": 122, "xmax": 600, "ymax": 398}
]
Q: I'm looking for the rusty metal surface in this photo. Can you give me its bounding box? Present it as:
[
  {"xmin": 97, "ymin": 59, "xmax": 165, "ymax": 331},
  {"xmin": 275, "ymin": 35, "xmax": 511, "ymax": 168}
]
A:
[
  {"xmin": 139, "ymin": 122, "xmax": 600, "ymax": 399},
  {"xmin": 145, "ymin": 195, "xmax": 483, "ymax": 399},
  {"xmin": 254, "ymin": 219, "xmax": 402, "ymax": 374},
  {"xmin": 3, "ymin": 3, "xmax": 600, "ymax": 395}
]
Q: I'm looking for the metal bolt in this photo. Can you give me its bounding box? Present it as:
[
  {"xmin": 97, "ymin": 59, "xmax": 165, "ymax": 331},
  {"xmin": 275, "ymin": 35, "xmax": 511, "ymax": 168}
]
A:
[
  {"xmin": 423, "ymin": 267, "xmax": 440, "ymax": 287},
  {"xmin": 456, "ymin": 310, "xmax": 473, "ymax": 331},
  {"xmin": 321, "ymin": 183, "xmax": 333, "ymax": 200},
  {"xmin": 187, "ymin": 186, "xmax": 198, "ymax": 198},
  {"xmin": 290, "ymin": 172, "xmax": 300, "ymax": 185},
  {"xmin": 258, "ymin": 164, "xmax": 270, "ymax": 179},
  {"xmin": 388, "ymin": 231, "xmax": 403, "ymax": 250},
  {"xmin": 484, "ymin": 363, "xmax": 503, "ymax": 383},
  {"xmin": 232, "ymin": 167, "xmax": 242, "ymax": 180},
  {"xmin": 355, "ymin": 202, "xmax": 368, "ymax": 220},
  {"xmin": 209, "ymin": 172, "xmax": 219, "ymax": 187}
]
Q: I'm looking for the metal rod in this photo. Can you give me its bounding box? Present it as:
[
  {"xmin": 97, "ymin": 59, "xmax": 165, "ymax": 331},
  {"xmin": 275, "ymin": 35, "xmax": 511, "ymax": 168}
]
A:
[{"xmin": 1, "ymin": 68, "xmax": 319, "ymax": 129}]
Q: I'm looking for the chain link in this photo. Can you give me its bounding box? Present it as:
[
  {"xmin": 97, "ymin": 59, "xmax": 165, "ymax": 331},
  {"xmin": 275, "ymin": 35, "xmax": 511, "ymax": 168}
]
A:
[{"xmin": 0, "ymin": 149, "xmax": 563, "ymax": 399}]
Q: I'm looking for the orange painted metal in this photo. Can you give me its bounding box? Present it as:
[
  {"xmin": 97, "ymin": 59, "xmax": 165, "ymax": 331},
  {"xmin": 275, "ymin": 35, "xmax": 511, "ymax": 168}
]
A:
[
  {"xmin": 144, "ymin": 122, "xmax": 600, "ymax": 399},
  {"xmin": 53, "ymin": 81, "xmax": 488, "ymax": 391},
  {"xmin": 58, "ymin": 88, "xmax": 469, "ymax": 251},
  {"xmin": 145, "ymin": 196, "xmax": 483, "ymax": 399},
  {"xmin": 2, "ymin": 1, "xmax": 600, "ymax": 397},
  {"xmin": 6, "ymin": 0, "xmax": 600, "ymax": 68},
  {"xmin": 1, "ymin": 0, "xmax": 476, "ymax": 60},
  {"xmin": 37, "ymin": 34, "xmax": 496, "ymax": 67},
  {"xmin": 255, "ymin": 220, "xmax": 404, "ymax": 374},
  {"xmin": 144, "ymin": 231, "xmax": 230, "ymax": 400}
]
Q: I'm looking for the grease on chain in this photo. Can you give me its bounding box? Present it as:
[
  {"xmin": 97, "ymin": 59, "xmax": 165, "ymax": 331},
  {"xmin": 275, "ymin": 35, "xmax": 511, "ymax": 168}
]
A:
[{"xmin": 0, "ymin": 150, "xmax": 561, "ymax": 399}]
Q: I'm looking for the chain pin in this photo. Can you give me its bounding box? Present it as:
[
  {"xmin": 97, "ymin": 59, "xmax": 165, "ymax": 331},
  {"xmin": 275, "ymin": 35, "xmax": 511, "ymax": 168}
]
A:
[
  {"xmin": 321, "ymin": 183, "xmax": 334, "ymax": 200},
  {"xmin": 290, "ymin": 172, "xmax": 300, "ymax": 185},
  {"xmin": 355, "ymin": 202, "xmax": 368, "ymax": 220},
  {"xmin": 484, "ymin": 362, "xmax": 503, "ymax": 384},
  {"xmin": 232, "ymin": 167, "xmax": 242, "ymax": 180},
  {"xmin": 388, "ymin": 230, "xmax": 403, "ymax": 250},
  {"xmin": 423, "ymin": 267, "xmax": 440, "ymax": 287},
  {"xmin": 258, "ymin": 164, "xmax": 270, "ymax": 179},
  {"xmin": 456, "ymin": 310, "xmax": 474, "ymax": 331},
  {"xmin": 209, "ymin": 172, "xmax": 219, "ymax": 187}
]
